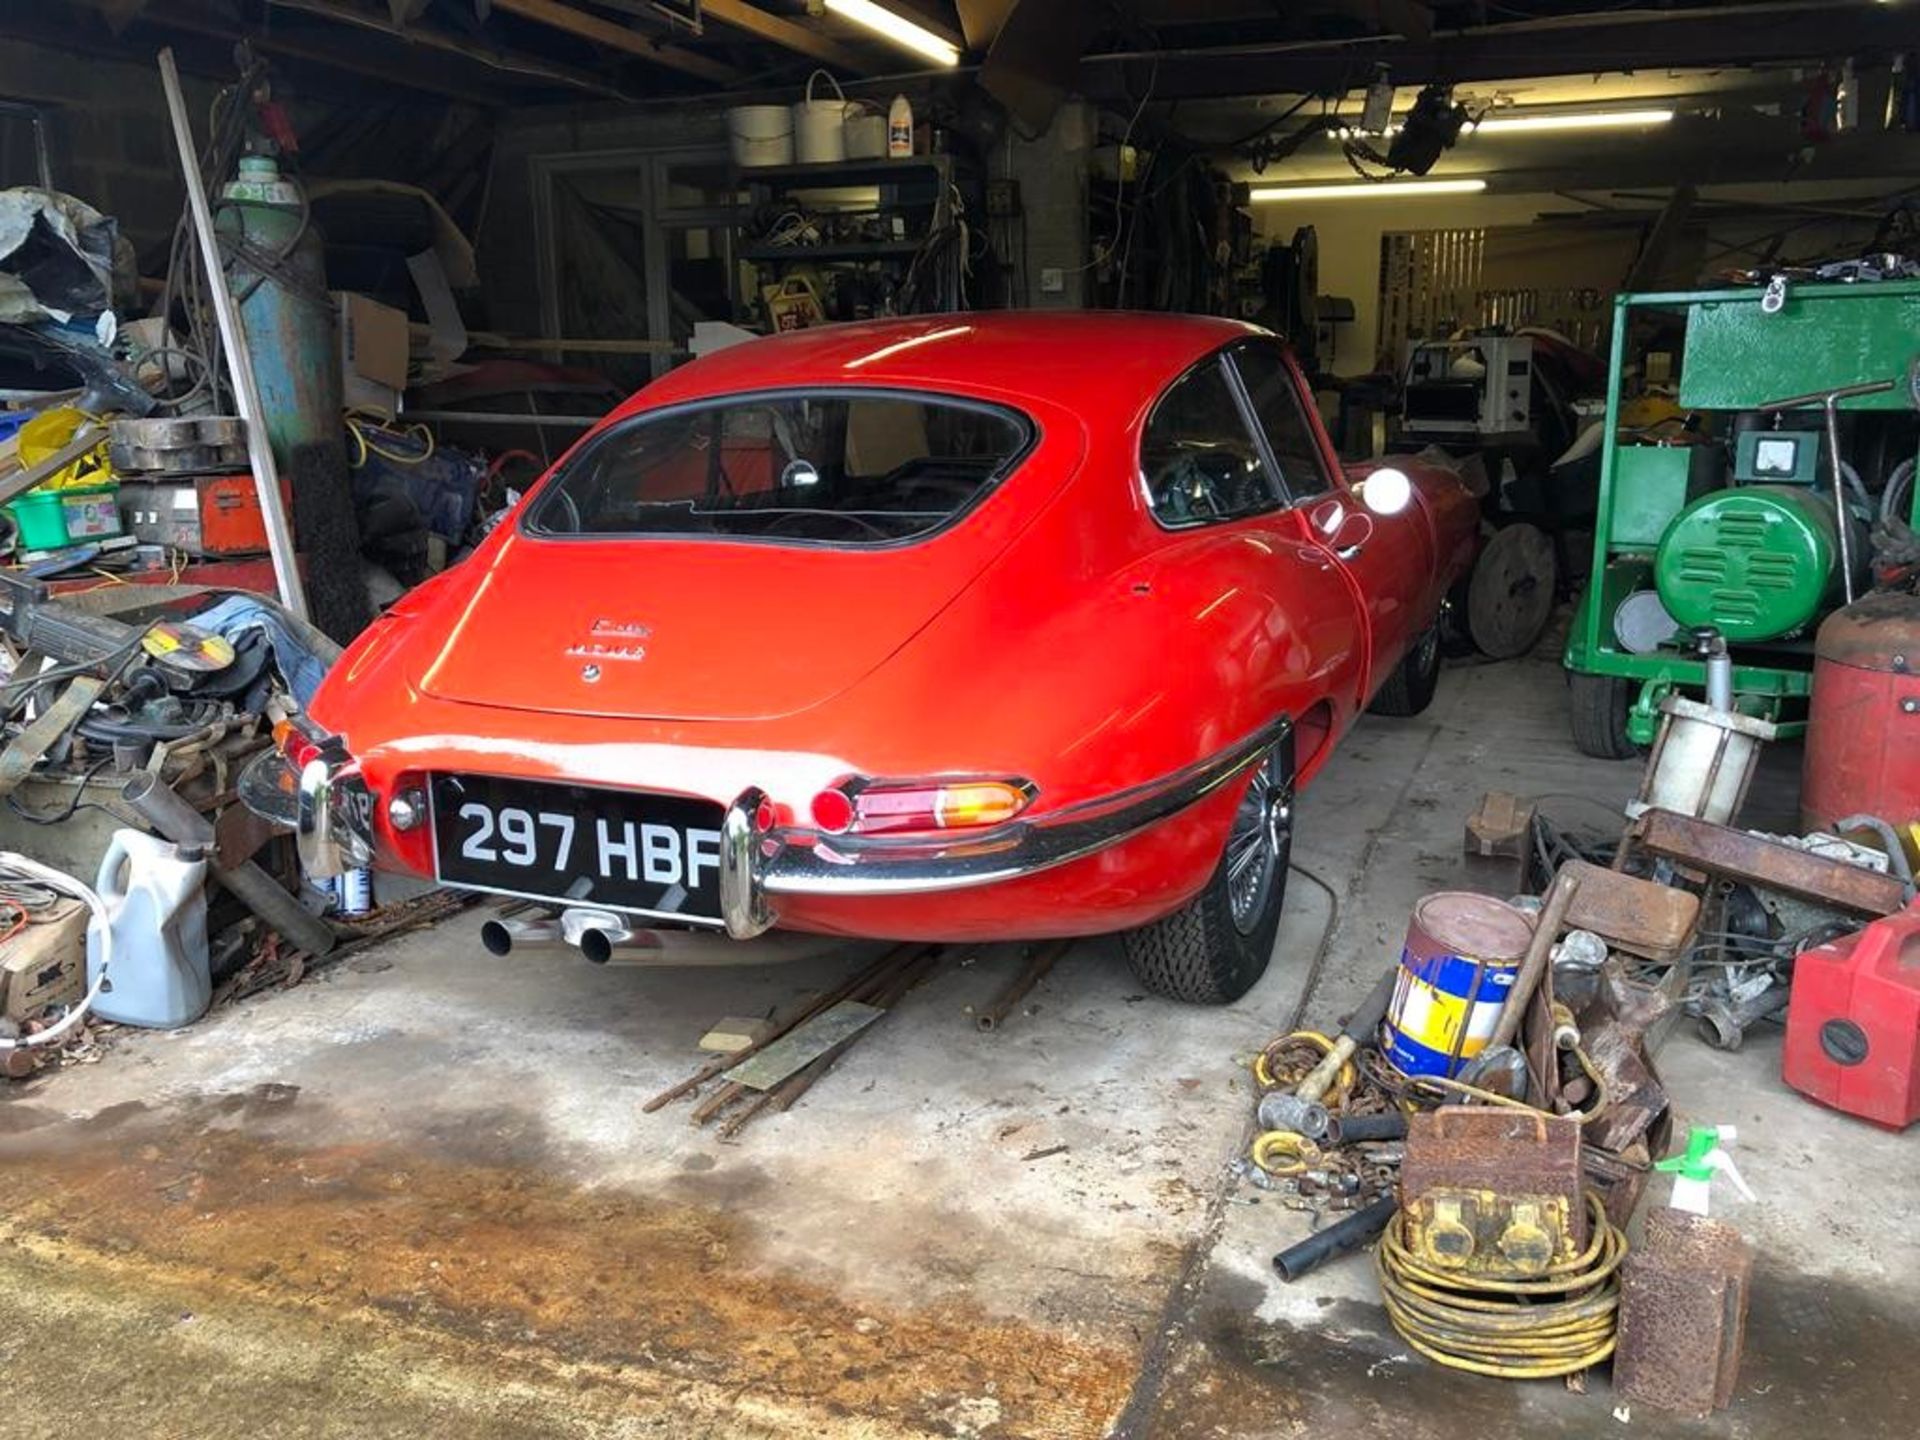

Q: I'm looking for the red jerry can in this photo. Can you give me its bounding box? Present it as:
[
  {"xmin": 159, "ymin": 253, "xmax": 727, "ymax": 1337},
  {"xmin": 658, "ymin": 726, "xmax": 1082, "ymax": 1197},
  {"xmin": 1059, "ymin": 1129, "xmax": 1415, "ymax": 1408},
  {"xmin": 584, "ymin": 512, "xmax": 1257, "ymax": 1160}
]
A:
[
  {"xmin": 1783, "ymin": 899, "xmax": 1920, "ymax": 1130},
  {"xmin": 1801, "ymin": 593, "xmax": 1920, "ymax": 834}
]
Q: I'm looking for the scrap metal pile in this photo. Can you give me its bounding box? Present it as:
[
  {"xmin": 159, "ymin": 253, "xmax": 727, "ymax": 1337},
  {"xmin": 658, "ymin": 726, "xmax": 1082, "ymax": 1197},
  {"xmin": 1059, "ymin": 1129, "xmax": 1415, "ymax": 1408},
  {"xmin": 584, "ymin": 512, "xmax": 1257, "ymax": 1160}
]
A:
[
  {"xmin": 1249, "ymin": 643, "xmax": 1918, "ymax": 1414},
  {"xmin": 0, "ymin": 575, "xmax": 392, "ymax": 1075}
]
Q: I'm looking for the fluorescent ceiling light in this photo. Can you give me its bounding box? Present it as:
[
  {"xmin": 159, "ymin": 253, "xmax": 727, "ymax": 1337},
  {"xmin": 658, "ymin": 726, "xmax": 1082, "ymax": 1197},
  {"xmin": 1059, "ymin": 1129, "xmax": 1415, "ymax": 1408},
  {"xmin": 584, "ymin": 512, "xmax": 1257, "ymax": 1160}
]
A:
[
  {"xmin": 824, "ymin": 0, "xmax": 962, "ymax": 67},
  {"xmin": 1472, "ymin": 108, "xmax": 1674, "ymax": 134},
  {"xmin": 1251, "ymin": 178, "xmax": 1488, "ymax": 202},
  {"xmin": 1329, "ymin": 108, "xmax": 1676, "ymax": 140}
]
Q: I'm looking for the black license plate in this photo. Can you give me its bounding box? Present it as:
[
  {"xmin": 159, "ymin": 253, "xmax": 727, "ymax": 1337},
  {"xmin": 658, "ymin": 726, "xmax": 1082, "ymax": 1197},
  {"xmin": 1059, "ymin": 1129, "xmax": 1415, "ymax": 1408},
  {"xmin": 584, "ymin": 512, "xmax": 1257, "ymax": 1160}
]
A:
[{"xmin": 431, "ymin": 774, "xmax": 726, "ymax": 921}]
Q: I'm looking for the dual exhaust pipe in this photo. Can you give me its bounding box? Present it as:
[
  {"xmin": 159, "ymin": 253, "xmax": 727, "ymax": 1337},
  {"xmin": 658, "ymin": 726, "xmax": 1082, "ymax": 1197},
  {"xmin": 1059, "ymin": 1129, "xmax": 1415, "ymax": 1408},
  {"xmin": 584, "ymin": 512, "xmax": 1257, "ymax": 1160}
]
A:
[{"xmin": 480, "ymin": 908, "xmax": 663, "ymax": 965}]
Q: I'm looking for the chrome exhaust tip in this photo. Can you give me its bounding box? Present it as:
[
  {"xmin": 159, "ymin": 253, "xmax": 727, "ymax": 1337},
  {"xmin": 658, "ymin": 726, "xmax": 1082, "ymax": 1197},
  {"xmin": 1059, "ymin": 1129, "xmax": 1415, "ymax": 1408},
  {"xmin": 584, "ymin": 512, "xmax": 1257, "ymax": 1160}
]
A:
[
  {"xmin": 560, "ymin": 907, "xmax": 664, "ymax": 966},
  {"xmin": 480, "ymin": 915, "xmax": 566, "ymax": 956}
]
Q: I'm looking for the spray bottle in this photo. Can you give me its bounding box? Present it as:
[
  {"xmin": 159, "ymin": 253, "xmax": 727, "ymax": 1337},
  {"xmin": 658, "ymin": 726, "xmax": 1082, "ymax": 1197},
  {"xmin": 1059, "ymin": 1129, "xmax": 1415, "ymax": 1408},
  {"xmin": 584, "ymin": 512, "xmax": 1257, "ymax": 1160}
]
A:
[{"xmin": 1654, "ymin": 1124, "xmax": 1756, "ymax": 1217}]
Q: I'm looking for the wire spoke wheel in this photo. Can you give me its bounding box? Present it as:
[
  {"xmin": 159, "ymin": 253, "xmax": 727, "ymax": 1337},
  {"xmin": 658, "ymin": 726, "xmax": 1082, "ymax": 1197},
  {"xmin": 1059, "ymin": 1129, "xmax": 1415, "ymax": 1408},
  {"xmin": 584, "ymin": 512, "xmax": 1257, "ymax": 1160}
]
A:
[{"xmin": 1227, "ymin": 748, "xmax": 1293, "ymax": 936}]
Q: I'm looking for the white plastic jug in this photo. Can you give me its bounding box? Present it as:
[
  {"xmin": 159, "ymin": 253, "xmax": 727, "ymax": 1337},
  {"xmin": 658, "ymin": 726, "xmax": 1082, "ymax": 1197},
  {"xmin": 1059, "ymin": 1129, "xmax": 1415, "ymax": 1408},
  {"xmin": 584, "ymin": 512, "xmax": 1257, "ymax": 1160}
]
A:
[{"xmin": 87, "ymin": 829, "xmax": 211, "ymax": 1029}]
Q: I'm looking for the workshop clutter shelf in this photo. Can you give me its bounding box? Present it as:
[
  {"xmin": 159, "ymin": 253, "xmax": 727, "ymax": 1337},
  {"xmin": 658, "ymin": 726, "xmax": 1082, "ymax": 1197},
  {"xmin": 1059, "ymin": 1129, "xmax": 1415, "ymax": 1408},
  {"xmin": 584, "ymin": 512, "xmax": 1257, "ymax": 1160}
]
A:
[{"xmin": 731, "ymin": 154, "xmax": 983, "ymax": 325}]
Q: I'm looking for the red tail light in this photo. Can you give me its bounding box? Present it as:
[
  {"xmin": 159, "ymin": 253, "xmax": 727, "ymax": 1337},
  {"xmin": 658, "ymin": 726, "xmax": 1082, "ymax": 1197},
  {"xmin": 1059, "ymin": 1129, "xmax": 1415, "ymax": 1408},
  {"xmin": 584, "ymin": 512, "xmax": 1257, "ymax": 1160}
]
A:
[
  {"xmin": 272, "ymin": 717, "xmax": 328, "ymax": 771},
  {"xmin": 810, "ymin": 778, "xmax": 1034, "ymax": 836}
]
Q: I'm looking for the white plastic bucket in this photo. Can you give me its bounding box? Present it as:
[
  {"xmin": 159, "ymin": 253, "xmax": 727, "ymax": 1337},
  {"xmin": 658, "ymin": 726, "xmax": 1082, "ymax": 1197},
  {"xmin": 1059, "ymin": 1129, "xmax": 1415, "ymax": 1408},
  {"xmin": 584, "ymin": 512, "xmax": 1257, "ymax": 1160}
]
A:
[
  {"xmin": 793, "ymin": 70, "xmax": 852, "ymax": 164},
  {"xmin": 844, "ymin": 108, "xmax": 888, "ymax": 159},
  {"xmin": 729, "ymin": 104, "xmax": 794, "ymax": 167}
]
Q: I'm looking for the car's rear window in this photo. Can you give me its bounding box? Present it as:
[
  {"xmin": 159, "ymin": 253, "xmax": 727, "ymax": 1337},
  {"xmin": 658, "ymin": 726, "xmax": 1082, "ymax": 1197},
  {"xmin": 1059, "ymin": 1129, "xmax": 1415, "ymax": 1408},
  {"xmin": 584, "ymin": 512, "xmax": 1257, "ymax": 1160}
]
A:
[{"xmin": 526, "ymin": 390, "xmax": 1033, "ymax": 545}]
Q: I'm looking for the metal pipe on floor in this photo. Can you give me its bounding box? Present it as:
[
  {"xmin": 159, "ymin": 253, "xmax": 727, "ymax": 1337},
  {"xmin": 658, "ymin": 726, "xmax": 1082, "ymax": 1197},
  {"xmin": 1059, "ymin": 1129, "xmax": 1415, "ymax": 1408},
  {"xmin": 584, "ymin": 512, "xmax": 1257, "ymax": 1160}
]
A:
[{"xmin": 121, "ymin": 772, "xmax": 337, "ymax": 958}]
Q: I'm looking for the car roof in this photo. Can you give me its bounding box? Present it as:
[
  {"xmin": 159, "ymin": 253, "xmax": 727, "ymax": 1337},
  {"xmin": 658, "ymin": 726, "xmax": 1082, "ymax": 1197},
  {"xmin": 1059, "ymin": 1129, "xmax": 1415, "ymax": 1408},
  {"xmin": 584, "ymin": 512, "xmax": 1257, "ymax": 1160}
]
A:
[{"xmin": 631, "ymin": 312, "xmax": 1268, "ymax": 417}]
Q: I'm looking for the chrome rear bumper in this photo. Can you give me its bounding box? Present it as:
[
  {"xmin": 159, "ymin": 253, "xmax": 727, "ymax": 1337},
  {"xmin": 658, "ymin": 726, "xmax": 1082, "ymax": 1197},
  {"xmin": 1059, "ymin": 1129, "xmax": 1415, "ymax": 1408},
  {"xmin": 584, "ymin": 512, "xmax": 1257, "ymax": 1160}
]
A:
[
  {"xmin": 245, "ymin": 716, "xmax": 1288, "ymax": 940},
  {"xmin": 719, "ymin": 716, "xmax": 1289, "ymax": 939}
]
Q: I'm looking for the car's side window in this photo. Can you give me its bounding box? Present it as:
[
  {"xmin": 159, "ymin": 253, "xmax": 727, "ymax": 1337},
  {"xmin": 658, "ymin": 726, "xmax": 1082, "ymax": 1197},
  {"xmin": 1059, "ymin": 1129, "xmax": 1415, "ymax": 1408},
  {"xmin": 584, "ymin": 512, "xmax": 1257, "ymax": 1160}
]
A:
[
  {"xmin": 1140, "ymin": 358, "xmax": 1281, "ymax": 527},
  {"xmin": 1229, "ymin": 344, "xmax": 1334, "ymax": 504}
]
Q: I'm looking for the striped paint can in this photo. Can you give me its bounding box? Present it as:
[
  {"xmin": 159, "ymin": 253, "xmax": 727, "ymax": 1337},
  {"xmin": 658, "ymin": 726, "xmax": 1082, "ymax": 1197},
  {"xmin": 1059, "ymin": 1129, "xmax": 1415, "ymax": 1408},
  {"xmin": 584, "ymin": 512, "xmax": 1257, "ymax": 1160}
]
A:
[{"xmin": 1382, "ymin": 891, "xmax": 1535, "ymax": 1078}]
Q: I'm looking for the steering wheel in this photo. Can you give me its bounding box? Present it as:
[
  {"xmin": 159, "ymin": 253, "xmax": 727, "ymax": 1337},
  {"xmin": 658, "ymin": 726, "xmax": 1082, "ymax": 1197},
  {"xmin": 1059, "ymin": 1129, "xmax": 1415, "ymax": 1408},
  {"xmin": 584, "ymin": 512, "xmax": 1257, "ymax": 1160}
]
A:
[{"xmin": 762, "ymin": 509, "xmax": 894, "ymax": 540}]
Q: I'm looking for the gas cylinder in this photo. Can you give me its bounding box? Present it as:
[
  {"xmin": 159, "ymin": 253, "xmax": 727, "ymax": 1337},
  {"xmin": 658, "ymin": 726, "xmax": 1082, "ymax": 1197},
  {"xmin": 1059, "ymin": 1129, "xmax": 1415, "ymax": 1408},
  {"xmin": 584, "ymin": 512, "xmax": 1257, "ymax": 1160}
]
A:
[
  {"xmin": 1801, "ymin": 592, "xmax": 1920, "ymax": 833},
  {"xmin": 215, "ymin": 154, "xmax": 340, "ymax": 469}
]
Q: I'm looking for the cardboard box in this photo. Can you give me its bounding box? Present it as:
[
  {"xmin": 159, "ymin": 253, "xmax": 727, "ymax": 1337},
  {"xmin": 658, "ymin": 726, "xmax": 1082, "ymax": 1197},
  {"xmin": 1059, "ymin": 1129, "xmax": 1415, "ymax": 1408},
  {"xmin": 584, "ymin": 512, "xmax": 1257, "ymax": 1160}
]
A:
[
  {"xmin": 1, "ymin": 900, "xmax": 88, "ymax": 1023},
  {"xmin": 337, "ymin": 292, "xmax": 410, "ymax": 413}
]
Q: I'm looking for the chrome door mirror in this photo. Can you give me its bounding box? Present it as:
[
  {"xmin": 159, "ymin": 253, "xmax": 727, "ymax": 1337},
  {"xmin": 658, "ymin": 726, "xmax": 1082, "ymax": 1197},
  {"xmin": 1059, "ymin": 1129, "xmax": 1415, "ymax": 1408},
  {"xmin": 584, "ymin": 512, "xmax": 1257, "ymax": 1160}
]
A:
[{"xmin": 1356, "ymin": 466, "xmax": 1413, "ymax": 516}]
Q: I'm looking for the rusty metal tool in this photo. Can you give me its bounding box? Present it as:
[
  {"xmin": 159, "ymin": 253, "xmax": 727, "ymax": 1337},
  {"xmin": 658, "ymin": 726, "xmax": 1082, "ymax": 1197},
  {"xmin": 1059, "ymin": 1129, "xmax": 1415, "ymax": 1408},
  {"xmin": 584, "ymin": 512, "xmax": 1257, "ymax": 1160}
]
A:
[
  {"xmin": 976, "ymin": 939, "xmax": 1071, "ymax": 1031},
  {"xmin": 1629, "ymin": 808, "xmax": 1907, "ymax": 916},
  {"xmin": 1487, "ymin": 862, "xmax": 1586, "ymax": 1053},
  {"xmin": 1259, "ymin": 967, "xmax": 1397, "ymax": 1139}
]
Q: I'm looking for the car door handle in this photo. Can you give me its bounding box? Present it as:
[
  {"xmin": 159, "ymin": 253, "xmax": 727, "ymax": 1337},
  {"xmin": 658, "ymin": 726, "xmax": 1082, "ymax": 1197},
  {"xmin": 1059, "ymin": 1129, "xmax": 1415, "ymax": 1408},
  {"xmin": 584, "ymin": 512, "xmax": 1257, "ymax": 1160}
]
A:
[{"xmin": 1335, "ymin": 542, "xmax": 1364, "ymax": 561}]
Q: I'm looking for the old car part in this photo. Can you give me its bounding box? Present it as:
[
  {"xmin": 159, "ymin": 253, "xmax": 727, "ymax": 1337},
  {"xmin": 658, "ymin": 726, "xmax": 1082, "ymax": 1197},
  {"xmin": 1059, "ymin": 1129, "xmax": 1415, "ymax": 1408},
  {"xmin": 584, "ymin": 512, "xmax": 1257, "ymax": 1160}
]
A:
[
  {"xmin": 1802, "ymin": 592, "xmax": 1920, "ymax": 833},
  {"xmin": 1562, "ymin": 863, "xmax": 1701, "ymax": 965},
  {"xmin": 1258, "ymin": 966, "xmax": 1397, "ymax": 1138},
  {"xmin": 1614, "ymin": 1208, "xmax": 1751, "ymax": 1417},
  {"xmin": 1376, "ymin": 1190, "xmax": 1627, "ymax": 1379},
  {"xmin": 1272, "ymin": 1195, "xmax": 1396, "ymax": 1283},
  {"xmin": 1783, "ymin": 897, "xmax": 1920, "ymax": 1129},
  {"xmin": 1398, "ymin": 1108, "xmax": 1586, "ymax": 1277},
  {"xmin": 1564, "ymin": 279, "xmax": 1920, "ymax": 757},
  {"xmin": 1627, "ymin": 658, "xmax": 1779, "ymax": 829},
  {"xmin": 1629, "ymin": 808, "xmax": 1908, "ymax": 917},
  {"xmin": 119, "ymin": 773, "xmax": 336, "ymax": 960}
]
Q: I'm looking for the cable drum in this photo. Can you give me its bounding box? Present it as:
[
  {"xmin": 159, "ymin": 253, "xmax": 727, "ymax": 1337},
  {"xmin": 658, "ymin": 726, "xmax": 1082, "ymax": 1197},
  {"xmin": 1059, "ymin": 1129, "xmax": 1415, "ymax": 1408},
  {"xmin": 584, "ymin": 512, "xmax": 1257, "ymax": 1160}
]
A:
[{"xmin": 1375, "ymin": 1191, "xmax": 1629, "ymax": 1379}]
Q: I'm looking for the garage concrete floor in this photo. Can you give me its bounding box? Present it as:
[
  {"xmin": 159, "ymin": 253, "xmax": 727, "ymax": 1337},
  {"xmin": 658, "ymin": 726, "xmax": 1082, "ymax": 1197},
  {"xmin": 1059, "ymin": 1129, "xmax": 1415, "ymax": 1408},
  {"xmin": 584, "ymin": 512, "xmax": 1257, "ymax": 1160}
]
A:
[{"xmin": 0, "ymin": 650, "xmax": 1912, "ymax": 1439}]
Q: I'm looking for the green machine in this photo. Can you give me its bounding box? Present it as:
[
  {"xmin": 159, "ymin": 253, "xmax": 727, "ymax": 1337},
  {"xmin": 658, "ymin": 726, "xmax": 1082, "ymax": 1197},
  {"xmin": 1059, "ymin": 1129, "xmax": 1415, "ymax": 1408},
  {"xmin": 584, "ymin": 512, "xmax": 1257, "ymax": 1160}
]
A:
[{"xmin": 1564, "ymin": 279, "xmax": 1920, "ymax": 758}]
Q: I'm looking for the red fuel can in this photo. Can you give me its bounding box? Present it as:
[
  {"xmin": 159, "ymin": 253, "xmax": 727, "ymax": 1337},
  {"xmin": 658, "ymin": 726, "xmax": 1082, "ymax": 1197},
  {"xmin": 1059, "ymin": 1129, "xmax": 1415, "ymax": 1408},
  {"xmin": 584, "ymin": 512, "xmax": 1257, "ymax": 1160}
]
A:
[
  {"xmin": 1783, "ymin": 899, "xmax": 1920, "ymax": 1130},
  {"xmin": 1801, "ymin": 593, "xmax": 1920, "ymax": 833}
]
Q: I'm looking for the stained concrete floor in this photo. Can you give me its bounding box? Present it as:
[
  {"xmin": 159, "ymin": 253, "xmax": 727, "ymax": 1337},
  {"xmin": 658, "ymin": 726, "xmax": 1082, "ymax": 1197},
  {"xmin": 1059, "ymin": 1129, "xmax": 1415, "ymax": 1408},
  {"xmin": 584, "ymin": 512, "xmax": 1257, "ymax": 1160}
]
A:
[{"xmin": 0, "ymin": 651, "xmax": 1912, "ymax": 1439}]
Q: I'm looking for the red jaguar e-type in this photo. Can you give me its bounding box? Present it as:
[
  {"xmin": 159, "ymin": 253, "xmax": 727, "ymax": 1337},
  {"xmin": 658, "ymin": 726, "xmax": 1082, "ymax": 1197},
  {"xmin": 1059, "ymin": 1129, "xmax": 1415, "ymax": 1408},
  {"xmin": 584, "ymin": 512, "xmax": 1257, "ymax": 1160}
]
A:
[{"xmin": 247, "ymin": 313, "xmax": 1475, "ymax": 1003}]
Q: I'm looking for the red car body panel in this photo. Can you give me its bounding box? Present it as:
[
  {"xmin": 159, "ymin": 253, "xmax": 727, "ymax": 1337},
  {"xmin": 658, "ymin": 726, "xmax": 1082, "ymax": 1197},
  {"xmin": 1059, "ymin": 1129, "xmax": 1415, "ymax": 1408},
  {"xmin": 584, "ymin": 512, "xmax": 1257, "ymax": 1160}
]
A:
[{"xmin": 303, "ymin": 313, "xmax": 1477, "ymax": 942}]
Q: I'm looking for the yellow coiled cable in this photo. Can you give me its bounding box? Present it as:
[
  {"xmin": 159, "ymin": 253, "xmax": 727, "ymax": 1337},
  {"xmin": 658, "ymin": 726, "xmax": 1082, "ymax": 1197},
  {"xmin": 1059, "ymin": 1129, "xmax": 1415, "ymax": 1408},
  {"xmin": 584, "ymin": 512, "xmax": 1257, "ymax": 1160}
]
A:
[{"xmin": 1375, "ymin": 1191, "xmax": 1628, "ymax": 1379}]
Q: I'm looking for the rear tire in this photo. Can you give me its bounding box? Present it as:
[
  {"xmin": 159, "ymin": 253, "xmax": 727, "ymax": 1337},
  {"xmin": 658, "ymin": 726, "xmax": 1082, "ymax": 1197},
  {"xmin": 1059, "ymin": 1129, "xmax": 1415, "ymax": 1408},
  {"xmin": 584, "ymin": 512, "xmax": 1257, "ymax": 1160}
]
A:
[
  {"xmin": 1568, "ymin": 671, "xmax": 1639, "ymax": 759},
  {"xmin": 1368, "ymin": 625, "xmax": 1443, "ymax": 717},
  {"xmin": 1124, "ymin": 738, "xmax": 1293, "ymax": 1005}
]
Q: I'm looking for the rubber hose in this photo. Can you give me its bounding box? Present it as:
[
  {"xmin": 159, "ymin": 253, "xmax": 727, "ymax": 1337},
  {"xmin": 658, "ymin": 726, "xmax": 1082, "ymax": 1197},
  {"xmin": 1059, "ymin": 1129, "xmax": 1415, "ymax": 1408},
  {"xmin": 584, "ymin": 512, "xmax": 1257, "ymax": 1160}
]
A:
[{"xmin": 0, "ymin": 853, "xmax": 110, "ymax": 1051}]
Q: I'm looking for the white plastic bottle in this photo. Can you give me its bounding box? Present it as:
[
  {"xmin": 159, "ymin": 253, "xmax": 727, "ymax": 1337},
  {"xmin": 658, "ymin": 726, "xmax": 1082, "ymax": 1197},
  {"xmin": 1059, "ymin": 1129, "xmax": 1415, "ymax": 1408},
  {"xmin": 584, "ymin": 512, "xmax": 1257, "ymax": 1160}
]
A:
[
  {"xmin": 87, "ymin": 830, "xmax": 211, "ymax": 1029},
  {"xmin": 888, "ymin": 94, "xmax": 913, "ymax": 158}
]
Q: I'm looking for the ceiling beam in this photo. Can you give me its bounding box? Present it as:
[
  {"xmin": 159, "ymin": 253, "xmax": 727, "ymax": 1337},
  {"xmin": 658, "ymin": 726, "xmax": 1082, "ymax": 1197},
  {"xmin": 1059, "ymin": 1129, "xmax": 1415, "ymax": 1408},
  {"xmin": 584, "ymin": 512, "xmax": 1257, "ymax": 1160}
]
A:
[
  {"xmin": 699, "ymin": 0, "xmax": 873, "ymax": 74},
  {"xmin": 263, "ymin": 0, "xmax": 634, "ymax": 99},
  {"xmin": 59, "ymin": 0, "xmax": 560, "ymax": 104},
  {"xmin": 488, "ymin": 0, "xmax": 745, "ymax": 85},
  {"xmin": 1080, "ymin": 2, "xmax": 1915, "ymax": 102}
]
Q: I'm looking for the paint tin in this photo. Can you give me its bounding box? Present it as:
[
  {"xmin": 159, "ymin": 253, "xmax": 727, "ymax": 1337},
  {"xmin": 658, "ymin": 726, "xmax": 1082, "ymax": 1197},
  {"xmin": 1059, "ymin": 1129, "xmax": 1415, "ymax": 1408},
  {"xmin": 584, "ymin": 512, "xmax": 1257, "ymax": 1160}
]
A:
[
  {"xmin": 1382, "ymin": 891, "xmax": 1535, "ymax": 1078},
  {"xmin": 336, "ymin": 867, "xmax": 373, "ymax": 917}
]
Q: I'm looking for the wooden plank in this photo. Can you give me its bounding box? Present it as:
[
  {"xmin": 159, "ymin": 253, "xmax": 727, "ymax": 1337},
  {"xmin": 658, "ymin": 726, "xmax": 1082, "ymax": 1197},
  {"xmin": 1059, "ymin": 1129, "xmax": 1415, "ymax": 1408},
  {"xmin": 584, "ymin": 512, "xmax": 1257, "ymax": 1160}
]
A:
[
  {"xmin": 703, "ymin": 0, "xmax": 873, "ymax": 73},
  {"xmin": 723, "ymin": 1000, "xmax": 885, "ymax": 1090},
  {"xmin": 491, "ymin": 0, "xmax": 745, "ymax": 84}
]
